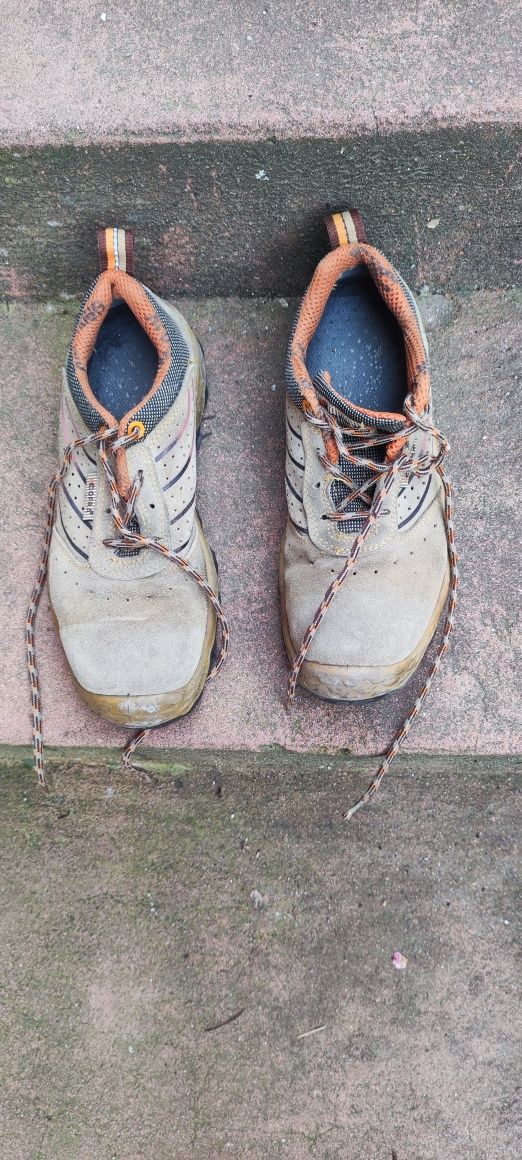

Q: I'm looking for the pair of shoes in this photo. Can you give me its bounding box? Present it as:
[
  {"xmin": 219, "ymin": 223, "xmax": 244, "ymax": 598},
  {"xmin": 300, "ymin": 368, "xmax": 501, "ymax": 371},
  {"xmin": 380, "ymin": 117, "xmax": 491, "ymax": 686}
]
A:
[{"xmin": 27, "ymin": 214, "xmax": 457, "ymax": 818}]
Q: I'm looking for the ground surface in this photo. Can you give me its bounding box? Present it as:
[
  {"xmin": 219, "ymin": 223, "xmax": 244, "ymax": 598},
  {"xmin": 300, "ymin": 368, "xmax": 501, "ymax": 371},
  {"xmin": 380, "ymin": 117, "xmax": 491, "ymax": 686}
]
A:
[
  {"xmin": 1, "ymin": 133, "xmax": 520, "ymax": 299},
  {"xmin": 1, "ymin": 6, "xmax": 520, "ymax": 1157},
  {"xmin": 0, "ymin": 290, "xmax": 520, "ymax": 759},
  {"xmin": 0, "ymin": 749, "xmax": 520, "ymax": 1160},
  {"xmin": 1, "ymin": 1, "xmax": 519, "ymax": 145},
  {"xmin": 1, "ymin": 3, "xmax": 520, "ymax": 297}
]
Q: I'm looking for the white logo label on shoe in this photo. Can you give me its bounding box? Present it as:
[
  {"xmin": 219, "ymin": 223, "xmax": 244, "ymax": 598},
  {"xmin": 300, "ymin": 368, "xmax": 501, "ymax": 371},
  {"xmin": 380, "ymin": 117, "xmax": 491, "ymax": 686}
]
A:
[{"xmin": 83, "ymin": 475, "xmax": 98, "ymax": 521}]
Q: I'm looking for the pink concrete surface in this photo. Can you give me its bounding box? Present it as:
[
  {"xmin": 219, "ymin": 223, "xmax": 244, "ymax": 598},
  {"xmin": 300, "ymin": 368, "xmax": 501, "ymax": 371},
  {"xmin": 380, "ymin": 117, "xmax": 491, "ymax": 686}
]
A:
[
  {"xmin": 0, "ymin": 1, "xmax": 520, "ymax": 146},
  {"xmin": 0, "ymin": 291, "xmax": 521, "ymax": 756}
]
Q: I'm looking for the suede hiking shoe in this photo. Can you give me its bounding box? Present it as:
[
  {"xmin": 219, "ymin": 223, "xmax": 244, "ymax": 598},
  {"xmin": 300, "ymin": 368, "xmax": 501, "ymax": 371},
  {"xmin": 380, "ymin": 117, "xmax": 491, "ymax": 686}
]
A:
[
  {"xmin": 281, "ymin": 209, "xmax": 458, "ymax": 818},
  {"xmin": 27, "ymin": 227, "xmax": 228, "ymax": 788}
]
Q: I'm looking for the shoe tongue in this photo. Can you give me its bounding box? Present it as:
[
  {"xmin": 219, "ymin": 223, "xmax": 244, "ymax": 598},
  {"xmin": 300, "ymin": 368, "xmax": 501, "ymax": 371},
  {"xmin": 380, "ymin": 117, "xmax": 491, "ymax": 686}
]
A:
[
  {"xmin": 312, "ymin": 370, "xmax": 405, "ymax": 434},
  {"xmin": 312, "ymin": 371, "xmax": 404, "ymax": 532}
]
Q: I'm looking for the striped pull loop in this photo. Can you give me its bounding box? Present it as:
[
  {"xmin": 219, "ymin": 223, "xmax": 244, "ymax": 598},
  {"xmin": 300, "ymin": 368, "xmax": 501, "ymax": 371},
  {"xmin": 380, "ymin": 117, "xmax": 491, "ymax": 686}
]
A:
[
  {"xmin": 97, "ymin": 227, "xmax": 135, "ymax": 275},
  {"xmin": 325, "ymin": 208, "xmax": 367, "ymax": 249}
]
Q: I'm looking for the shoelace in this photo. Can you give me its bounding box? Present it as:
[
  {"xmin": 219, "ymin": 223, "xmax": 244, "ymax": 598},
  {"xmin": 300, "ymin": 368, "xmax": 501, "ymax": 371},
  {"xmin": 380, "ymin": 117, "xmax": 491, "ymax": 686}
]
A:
[
  {"xmin": 286, "ymin": 393, "xmax": 458, "ymax": 819},
  {"xmin": 26, "ymin": 426, "xmax": 229, "ymax": 791}
]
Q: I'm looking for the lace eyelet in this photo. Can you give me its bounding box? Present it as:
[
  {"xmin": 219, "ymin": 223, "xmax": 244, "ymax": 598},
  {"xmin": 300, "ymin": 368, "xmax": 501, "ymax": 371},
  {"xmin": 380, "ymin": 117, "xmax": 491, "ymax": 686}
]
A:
[{"xmin": 127, "ymin": 420, "xmax": 146, "ymax": 440}]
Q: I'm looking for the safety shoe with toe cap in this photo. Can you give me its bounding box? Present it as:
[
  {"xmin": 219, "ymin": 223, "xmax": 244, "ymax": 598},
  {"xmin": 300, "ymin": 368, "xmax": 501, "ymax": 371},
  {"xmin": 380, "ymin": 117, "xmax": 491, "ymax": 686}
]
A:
[
  {"xmin": 27, "ymin": 227, "xmax": 228, "ymax": 787},
  {"xmin": 281, "ymin": 209, "xmax": 458, "ymax": 817}
]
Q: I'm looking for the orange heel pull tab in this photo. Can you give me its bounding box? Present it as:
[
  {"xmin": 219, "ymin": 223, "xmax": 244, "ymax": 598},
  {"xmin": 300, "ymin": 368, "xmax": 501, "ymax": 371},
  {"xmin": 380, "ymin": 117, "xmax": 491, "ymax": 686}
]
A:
[
  {"xmin": 325, "ymin": 208, "xmax": 367, "ymax": 249},
  {"xmin": 97, "ymin": 227, "xmax": 135, "ymax": 275}
]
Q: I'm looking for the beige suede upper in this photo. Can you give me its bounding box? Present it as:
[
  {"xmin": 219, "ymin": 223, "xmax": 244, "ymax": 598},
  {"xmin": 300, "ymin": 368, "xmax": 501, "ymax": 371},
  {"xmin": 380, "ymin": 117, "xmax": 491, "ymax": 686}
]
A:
[
  {"xmin": 49, "ymin": 297, "xmax": 215, "ymax": 698},
  {"xmin": 282, "ymin": 373, "xmax": 449, "ymax": 674}
]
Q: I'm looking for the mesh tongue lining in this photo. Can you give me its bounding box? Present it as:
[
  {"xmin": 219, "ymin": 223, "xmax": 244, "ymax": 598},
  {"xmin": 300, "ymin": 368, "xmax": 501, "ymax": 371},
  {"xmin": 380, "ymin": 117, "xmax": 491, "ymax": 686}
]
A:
[
  {"xmin": 313, "ymin": 371, "xmax": 404, "ymax": 533},
  {"xmin": 313, "ymin": 371, "xmax": 404, "ymax": 433}
]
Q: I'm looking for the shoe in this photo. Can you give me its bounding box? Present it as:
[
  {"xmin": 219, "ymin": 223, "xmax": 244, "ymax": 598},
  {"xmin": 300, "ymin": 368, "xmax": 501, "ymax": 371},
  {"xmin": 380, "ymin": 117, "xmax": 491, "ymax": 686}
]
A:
[
  {"xmin": 280, "ymin": 209, "xmax": 457, "ymax": 817},
  {"xmin": 27, "ymin": 227, "xmax": 228, "ymax": 787}
]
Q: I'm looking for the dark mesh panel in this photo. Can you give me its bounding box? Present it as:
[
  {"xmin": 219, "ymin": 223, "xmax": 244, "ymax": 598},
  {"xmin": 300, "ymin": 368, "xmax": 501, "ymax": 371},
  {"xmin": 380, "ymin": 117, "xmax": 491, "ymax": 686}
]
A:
[
  {"xmin": 285, "ymin": 298, "xmax": 305, "ymax": 411},
  {"xmin": 313, "ymin": 372, "xmax": 404, "ymax": 534},
  {"xmin": 66, "ymin": 280, "xmax": 107, "ymax": 430},
  {"xmin": 126, "ymin": 290, "xmax": 189, "ymax": 431}
]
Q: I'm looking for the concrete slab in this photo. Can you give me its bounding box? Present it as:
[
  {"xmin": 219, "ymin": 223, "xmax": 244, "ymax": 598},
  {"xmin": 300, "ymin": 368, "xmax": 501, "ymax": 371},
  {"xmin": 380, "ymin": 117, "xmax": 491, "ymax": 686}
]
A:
[
  {"xmin": 1, "ymin": 2, "xmax": 520, "ymax": 146},
  {"xmin": 1, "ymin": 130, "xmax": 521, "ymax": 298},
  {"xmin": 0, "ymin": 291, "xmax": 521, "ymax": 759},
  {"xmin": 0, "ymin": 749, "xmax": 520, "ymax": 1159},
  {"xmin": 0, "ymin": 6, "xmax": 521, "ymax": 297}
]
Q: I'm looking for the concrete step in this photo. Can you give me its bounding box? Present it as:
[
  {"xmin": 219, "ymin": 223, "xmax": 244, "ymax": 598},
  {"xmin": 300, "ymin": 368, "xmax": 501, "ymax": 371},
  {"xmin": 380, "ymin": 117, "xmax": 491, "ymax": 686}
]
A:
[
  {"xmin": 0, "ymin": 2, "xmax": 521, "ymax": 297},
  {"xmin": 0, "ymin": 289, "xmax": 520, "ymax": 761},
  {"xmin": 0, "ymin": 749, "xmax": 520, "ymax": 1158}
]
